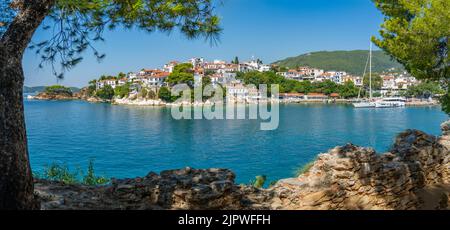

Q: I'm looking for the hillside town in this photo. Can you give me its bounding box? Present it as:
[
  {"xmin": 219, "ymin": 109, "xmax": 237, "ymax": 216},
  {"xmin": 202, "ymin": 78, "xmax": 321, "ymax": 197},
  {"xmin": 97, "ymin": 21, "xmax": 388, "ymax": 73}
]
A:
[{"xmin": 90, "ymin": 57, "xmax": 426, "ymax": 104}]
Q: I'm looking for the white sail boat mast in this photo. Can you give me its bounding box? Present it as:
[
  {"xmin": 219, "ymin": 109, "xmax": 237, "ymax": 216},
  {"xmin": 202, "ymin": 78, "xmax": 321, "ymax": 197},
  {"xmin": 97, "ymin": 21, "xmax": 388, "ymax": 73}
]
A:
[
  {"xmin": 352, "ymin": 41, "xmax": 377, "ymax": 108},
  {"xmin": 353, "ymin": 41, "xmax": 406, "ymax": 108},
  {"xmin": 357, "ymin": 49, "xmax": 370, "ymax": 99},
  {"xmin": 369, "ymin": 42, "xmax": 373, "ymax": 100}
]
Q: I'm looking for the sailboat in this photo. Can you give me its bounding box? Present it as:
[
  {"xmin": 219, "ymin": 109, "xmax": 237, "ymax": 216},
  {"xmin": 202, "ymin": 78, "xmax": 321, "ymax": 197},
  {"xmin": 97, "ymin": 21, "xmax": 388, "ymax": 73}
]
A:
[
  {"xmin": 353, "ymin": 42, "xmax": 407, "ymax": 108},
  {"xmin": 353, "ymin": 42, "xmax": 376, "ymax": 108}
]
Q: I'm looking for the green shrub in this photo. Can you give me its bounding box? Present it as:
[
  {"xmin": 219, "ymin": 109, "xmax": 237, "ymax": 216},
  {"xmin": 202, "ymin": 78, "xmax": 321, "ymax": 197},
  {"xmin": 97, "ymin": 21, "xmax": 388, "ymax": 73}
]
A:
[
  {"xmin": 114, "ymin": 83, "xmax": 131, "ymax": 98},
  {"xmin": 252, "ymin": 175, "xmax": 267, "ymax": 188},
  {"xmin": 96, "ymin": 85, "xmax": 115, "ymax": 100},
  {"xmin": 83, "ymin": 161, "xmax": 110, "ymax": 185},
  {"xmin": 87, "ymin": 85, "xmax": 97, "ymax": 97},
  {"xmin": 40, "ymin": 164, "xmax": 79, "ymax": 184},
  {"xmin": 36, "ymin": 160, "xmax": 109, "ymax": 185},
  {"xmin": 158, "ymin": 86, "xmax": 176, "ymax": 102},
  {"xmin": 147, "ymin": 90, "xmax": 156, "ymax": 99},
  {"xmin": 45, "ymin": 85, "xmax": 72, "ymax": 94}
]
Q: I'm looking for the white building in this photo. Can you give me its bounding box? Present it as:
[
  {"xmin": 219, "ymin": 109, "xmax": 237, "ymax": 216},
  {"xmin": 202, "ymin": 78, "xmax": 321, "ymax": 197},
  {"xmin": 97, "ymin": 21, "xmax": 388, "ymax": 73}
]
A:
[
  {"xmin": 325, "ymin": 71, "xmax": 347, "ymax": 84},
  {"xmin": 127, "ymin": 72, "xmax": 138, "ymax": 81},
  {"xmin": 241, "ymin": 58, "xmax": 271, "ymax": 73},
  {"xmin": 227, "ymin": 83, "xmax": 250, "ymax": 101},
  {"xmin": 282, "ymin": 69, "xmax": 301, "ymax": 80},
  {"xmin": 96, "ymin": 79, "xmax": 117, "ymax": 90},
  {"xmin": 141, "ymin": 72, "xmax": 169, "ymax": 87},
  {"xmin": 258, "ymin": 64, "xmax": 271, "ymax": 72},
  {"xmin": 163, "ymin": 61, "xmax": 179, "ymax": 73}
]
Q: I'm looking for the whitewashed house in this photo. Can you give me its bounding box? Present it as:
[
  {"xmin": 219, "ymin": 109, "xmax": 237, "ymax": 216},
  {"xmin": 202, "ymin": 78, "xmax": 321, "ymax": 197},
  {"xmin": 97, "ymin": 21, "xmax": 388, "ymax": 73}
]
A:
[
  {"xmin": 127, "ymin": 72, "xmax": 138, "ymax": 81},
  {"xmin": 163, "ymin": 61, "xmax": 179, "ymax": 73},
  {"xmin": 142, "ymin": 72, "xmax": 170, "ymax": 87},
  {"xmin": 326, "ymin": 71, "xmax": 347, "ymax": 84},
  {"xmin": 96, "ymin": 79, "xmax": 117, "ymax": 90},
  {"xmin": 118, "ymin": 78, "xmax": 127, "ymax": 86},
  {"xmin": 241, "ymin": 59, "xmax": 270, "ymax": 72},
  {"xmin": 258, "ymin": 64, "xmax": 271, "ymax": 72}
]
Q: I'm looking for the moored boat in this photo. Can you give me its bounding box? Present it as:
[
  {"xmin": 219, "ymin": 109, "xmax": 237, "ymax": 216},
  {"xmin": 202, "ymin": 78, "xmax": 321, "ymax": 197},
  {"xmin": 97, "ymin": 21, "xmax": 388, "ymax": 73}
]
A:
[
  {"xmin": 353, "ymin": 42, "xmax": 376, "ymax": 108},
  {"xmin": 353, "ymin": 101, "xmax": 376, "ymax": 108},
  {"xmin": 375, "ymin": 97, "xmax": 406, "ymax": 108}
]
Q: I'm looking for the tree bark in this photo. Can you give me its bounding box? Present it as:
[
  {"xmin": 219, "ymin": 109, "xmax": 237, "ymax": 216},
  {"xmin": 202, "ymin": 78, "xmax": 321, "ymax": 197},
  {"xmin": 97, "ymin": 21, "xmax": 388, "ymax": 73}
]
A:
[{"xmin": 0, "ymin": 0, "xmax": 54, "ymax": 210}]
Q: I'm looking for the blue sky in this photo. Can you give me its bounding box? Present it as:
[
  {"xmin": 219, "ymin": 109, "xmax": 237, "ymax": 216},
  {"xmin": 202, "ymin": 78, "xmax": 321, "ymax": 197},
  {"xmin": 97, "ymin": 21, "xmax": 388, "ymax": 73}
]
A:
[{"xmin": 23, "ymin": 0, "xmax": 384, "ymax": 87}]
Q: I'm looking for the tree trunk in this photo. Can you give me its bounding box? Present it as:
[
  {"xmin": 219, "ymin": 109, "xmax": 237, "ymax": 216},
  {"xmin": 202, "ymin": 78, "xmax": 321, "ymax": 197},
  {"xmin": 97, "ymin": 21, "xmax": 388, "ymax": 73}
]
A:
[
  {"xmin": 0, "ymin": 0, "xmax": 55, "ymax": 210},
  {"xmin": 0, "ymin": 49, "xmax": 38, "ymax": 209}
]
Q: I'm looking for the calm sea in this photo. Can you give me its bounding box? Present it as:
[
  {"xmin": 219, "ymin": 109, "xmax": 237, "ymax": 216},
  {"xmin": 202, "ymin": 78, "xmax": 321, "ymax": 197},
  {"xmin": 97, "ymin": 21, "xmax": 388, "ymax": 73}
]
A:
[{"xmin": 24, "ymin": 99, "xmax": 448, "ymax": 184}]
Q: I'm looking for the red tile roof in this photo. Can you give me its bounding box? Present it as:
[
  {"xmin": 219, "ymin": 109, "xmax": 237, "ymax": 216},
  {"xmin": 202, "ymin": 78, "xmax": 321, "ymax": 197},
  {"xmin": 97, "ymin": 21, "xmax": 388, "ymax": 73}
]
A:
[
  {"xmin": 307, "ymin": 93, "xmax": 327, "ymax": 97},
  {"xmin": 282, "ymin": 93, "xmax": 305, "ymax": 97},
  {"xmin": 330, "ymin": 93, "xmax": 340, "ymax": 97}
]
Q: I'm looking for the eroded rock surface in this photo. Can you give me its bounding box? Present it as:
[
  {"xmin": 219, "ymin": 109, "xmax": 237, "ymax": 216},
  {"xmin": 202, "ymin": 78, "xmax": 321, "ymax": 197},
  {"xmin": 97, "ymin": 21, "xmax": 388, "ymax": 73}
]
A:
[
  {"xmin": 36, "ymin": 168, "xmax": 255, "ymax": 210},
  {"xmin": 270, "ymin": 128, "xmax": 450, "ymax": 210}
]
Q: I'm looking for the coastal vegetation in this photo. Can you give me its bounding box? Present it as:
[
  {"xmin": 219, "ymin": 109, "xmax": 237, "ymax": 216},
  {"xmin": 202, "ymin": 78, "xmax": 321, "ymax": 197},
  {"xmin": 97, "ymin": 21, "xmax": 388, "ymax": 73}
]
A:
[
  {"xmin": 166, "ymin": 63, "xmax": 195, "ymax": 87},
  {"xmin": 402, "ymin": 81, "xmax": 445, "ymax": 98},
  {"xmin": 273, "ymin": 50, "xmax": 404, "ymax": 75},
  {"xmin": 114, "ymin": 83, "xmax": 131, "ymax": 99},
  {"xmin": 96, "ymin": 85, "xmax": 115, "ymax": 100},
  {"xmin": 31, "ymin": 85, "xmax": 75, "ymax": 100},
  {"xmin": 34, "ymin": 161, "xmax": 109, "ymax": 186},
  {"xmin": 158, "ymin": 86, "xmax": 176, "ymax": 102},
  {"xmin": 24, "ymin": 86, "xmax": 80, "ymax": 94},
  {"xmin": 251, "ymin": 175, "xmax": 267, "ymax": 189},
  {"xmin": 372, "ymin": 0, "xmax": 449, "ymax": 113},
  {"xmin": 44, "ymin": 85, "xmax": 72, "ymax": 94},
  {"xmin": 363, "ymin": 73, "xmax": 383, "ymax": 90}
]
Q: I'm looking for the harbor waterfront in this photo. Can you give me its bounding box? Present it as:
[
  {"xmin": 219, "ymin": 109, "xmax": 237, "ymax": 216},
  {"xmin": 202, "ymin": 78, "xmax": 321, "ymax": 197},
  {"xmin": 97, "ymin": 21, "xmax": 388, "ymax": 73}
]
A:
[{"xmin": 25, "ymin": 98, "xmax": 448, "ymax": 184}]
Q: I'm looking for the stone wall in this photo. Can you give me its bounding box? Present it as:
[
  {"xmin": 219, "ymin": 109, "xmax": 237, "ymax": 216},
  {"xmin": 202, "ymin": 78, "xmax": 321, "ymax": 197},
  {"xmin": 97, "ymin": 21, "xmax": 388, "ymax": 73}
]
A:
[{"xmin": 35, "ymin": 121, "xmax": 450, "ymax": 210}]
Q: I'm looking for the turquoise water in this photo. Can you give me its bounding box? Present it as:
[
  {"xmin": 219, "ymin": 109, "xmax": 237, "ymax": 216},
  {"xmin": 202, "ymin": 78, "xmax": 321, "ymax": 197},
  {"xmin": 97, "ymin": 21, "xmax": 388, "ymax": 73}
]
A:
[{"xmin": 24, "ymin": 99, "xmax": 448, "ymax": 184}]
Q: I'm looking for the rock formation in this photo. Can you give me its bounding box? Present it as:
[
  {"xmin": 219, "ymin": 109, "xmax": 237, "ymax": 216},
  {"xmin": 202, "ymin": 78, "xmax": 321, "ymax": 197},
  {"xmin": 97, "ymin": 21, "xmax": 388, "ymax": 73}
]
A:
[
  {"xmin": 36, "ymin": 168, "xmax": 249, "ymax": 210},
  {"xmin": 34, "ymin": 121, "xmax": 450, "ymax": 210},
  {"xmin": 270, "ymin": 125, "xmax": 450, "ymax": 210},
  {"xmin": 33, "ymin": 91, "xmax": 74, "ymax": 100}
]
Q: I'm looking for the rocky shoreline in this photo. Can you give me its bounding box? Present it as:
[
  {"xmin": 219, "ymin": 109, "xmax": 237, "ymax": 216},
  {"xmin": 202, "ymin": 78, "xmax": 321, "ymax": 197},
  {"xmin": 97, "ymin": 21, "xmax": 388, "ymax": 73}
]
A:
[
  {"xmin": 28, "ymin": 88, "xmax": 440, "ymax": 107},
  {"xmin": 29, "ymin": 94, "xmax": 439, "ymax": 107},
  {"xmin": 34, "ymin": 120, "xmax": 450, "ymax": 210}
]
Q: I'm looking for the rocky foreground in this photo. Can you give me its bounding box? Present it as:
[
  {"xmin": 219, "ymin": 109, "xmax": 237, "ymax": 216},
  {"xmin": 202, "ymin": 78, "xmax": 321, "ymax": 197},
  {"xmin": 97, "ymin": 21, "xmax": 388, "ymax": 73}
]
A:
[{"xmin": 35, "ymin": 121, "xmax": 450, "ymax": 210}]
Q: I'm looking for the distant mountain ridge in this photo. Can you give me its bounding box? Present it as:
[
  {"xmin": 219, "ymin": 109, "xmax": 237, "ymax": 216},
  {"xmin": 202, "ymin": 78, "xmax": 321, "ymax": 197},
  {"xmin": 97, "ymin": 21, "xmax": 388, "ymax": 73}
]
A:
[
  {"xmin": 273, "ymin": 50, "xmax": 404, "ymax": 75},
  {"xmin": 24, "ymin": 86, "xmax": 81, "ymax": 94}
]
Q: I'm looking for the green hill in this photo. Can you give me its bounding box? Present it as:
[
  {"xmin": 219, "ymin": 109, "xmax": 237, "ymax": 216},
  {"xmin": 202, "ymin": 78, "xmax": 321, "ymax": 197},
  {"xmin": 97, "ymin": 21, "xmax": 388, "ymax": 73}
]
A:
[{"xmin": 273, "ymin": 50, "xmax": 404, "ymax": 75}]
